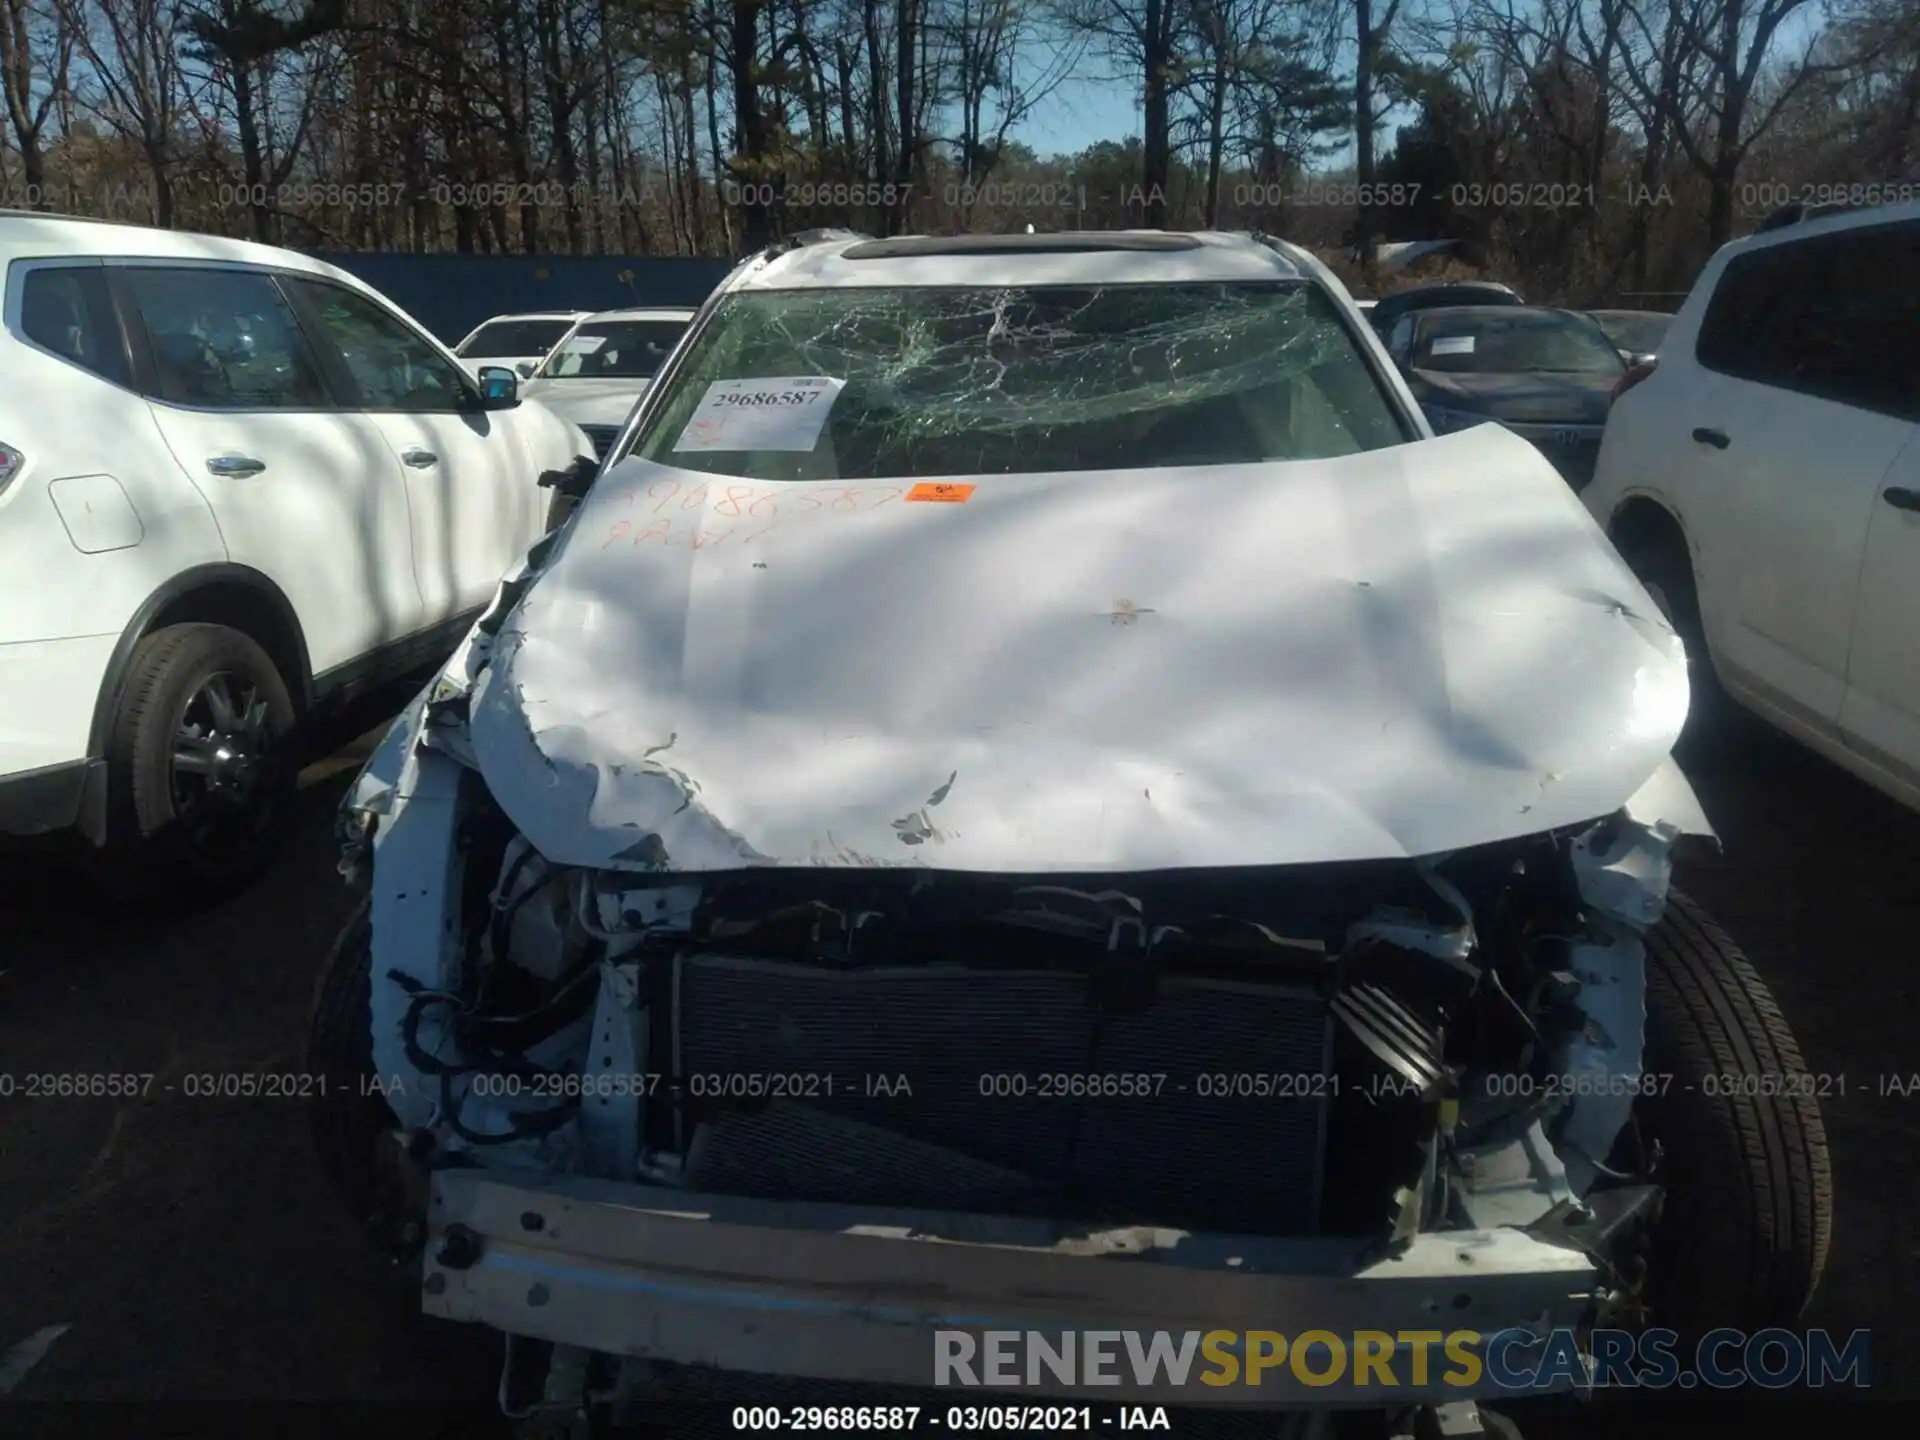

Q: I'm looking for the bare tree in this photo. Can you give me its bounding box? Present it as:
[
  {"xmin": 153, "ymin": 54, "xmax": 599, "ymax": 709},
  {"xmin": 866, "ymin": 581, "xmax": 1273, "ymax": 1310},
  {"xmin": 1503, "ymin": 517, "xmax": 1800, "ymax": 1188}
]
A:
[
  {"xmin": 1624, "ymin": 0, "xmax": 1826, "ymax": 246},
  {"xmin": 181, "ymin": 1, "xmax": 329, "ymax": 241},
  {"xmin": 1, "ymin": 0, "xmax": 73, "ymax": 202},
  {"xmin": 61, "ymin": 0, "xmax": 192, "ymax": 223},
  {"xmin": 1055, "ymin": 0, "xmax": 1188, "ymax": 225},
  {"xmin": 941, "ymin": 0, "xmax": 1076, "ymax": 195},
  {"xmin": 1340, "ymin": 0, "xmax": 1407, "ymax": 279}
]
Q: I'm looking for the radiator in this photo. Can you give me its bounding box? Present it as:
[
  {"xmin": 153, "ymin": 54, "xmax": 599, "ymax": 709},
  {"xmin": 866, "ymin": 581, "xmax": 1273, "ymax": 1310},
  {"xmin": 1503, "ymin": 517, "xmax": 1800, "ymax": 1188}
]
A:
[{"xmin": 673, "ymin": 955, "xmax": 1334, "ymax": 1236}]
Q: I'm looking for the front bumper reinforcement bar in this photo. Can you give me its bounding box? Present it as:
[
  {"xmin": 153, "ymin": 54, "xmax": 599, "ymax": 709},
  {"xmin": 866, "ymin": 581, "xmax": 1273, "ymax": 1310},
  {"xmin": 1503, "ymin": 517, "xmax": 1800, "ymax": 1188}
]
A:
[{"xmin": 423, "ymin": 1168, "xmax": 1596, "ymax": 1407}]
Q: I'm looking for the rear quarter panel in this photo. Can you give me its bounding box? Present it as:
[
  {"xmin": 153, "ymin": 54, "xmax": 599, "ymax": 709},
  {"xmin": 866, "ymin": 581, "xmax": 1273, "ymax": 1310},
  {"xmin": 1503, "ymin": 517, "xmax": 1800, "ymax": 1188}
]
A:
[{"xmin": 0, "ymin": 321, "xmax": 226, "ymax": 650}]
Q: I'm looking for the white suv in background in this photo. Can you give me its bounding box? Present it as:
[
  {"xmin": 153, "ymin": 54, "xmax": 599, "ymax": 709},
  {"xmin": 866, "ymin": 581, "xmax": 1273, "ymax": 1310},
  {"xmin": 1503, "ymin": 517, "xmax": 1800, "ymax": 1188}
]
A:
[
  {"xmin": 0, "ymin": 212, "xmax": 593, "ymax": 900},
  {"xmin": 1585, "ymin": 199, "xmax": 1920, "ymax": 809},
  {"xmin": 451, "ymin": 310, "xmax": 589, "ymax": 380},
  {"xmin": 520, "ymin": 306, "xmax": 698, "ymax": 459}
]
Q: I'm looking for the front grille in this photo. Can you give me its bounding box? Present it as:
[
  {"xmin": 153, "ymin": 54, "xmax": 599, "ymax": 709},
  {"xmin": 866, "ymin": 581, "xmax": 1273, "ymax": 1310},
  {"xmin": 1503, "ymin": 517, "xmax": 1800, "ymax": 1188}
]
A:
[
  {"xmin": 580, "ymin": 423, "xmax": 620, "ymax": 457},
  {"xmin": 671, "ymin": 955, "xmax": 1333, "ymax": 1235}
]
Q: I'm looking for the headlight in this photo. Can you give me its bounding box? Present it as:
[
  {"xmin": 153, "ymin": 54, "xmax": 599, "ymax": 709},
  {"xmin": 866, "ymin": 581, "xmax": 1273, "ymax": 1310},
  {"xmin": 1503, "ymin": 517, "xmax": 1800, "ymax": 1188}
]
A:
[{"xmin": 1424, "ymin": 405, "xmax": 1488, "ymax": 434}]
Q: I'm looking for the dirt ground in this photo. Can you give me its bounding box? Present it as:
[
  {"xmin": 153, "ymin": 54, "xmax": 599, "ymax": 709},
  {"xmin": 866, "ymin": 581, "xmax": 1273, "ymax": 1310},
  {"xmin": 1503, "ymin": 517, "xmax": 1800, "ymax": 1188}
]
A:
[{"xmin": 0, "ymin": 705, "xmax": 1910, "ymax": 1434}]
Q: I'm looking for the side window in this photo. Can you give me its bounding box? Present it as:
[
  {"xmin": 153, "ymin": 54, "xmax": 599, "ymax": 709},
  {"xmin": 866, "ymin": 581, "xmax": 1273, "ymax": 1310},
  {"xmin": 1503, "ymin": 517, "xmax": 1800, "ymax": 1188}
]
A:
[
  {"xmin": 285, "ymin": 279, "xmax": 470, "ymax": 411},
  {"xmin": 120, "ymin": 266, "xmax": 332, "ymax": 410},
  {"xmin": 18, "ymin": 266, "xmax": 132, "ymax": 388},
  {"xmin": 1695, "ymin": 245, "xmax": 1805, "ymax": 388},
  {"xmin": 1772, "ymin": 223, "xmax": 1918, "ymax": 422}
]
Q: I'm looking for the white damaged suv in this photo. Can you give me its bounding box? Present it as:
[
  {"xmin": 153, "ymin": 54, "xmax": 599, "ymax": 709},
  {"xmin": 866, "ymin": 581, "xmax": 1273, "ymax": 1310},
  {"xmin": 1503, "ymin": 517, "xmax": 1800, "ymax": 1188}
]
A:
[
  {"xmin": 311, "ymin": 232, "xmax": 1830, "ymax": 1424},
  {"xmin": 0, "ymin": 212, "xmax": 592, "ymax": 899}
]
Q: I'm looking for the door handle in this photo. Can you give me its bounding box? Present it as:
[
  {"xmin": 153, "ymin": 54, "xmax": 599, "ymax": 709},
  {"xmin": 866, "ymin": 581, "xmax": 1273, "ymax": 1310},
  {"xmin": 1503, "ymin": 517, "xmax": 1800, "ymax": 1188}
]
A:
[
  {"xmin": 1883, "ymin": 487, "xmax": 1920, "ymax": 513},
  {"xmin": 205, "ymin": 454, "xmax": 266, "ymax": 477},
  {"xmin": 1691, "ymin": 427, "xmax": 1730, "ymax": 450},
  {"xmin": 401, "ymin": 449, "xmax": 439, "ymax": 468}
]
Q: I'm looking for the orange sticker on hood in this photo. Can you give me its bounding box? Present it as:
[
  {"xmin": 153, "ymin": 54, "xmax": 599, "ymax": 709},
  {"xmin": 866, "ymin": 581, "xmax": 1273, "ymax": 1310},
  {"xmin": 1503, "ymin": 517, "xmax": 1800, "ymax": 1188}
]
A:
[{"xmin": 905, "ymin": 482, "xmax": 976, "ymax": 504}]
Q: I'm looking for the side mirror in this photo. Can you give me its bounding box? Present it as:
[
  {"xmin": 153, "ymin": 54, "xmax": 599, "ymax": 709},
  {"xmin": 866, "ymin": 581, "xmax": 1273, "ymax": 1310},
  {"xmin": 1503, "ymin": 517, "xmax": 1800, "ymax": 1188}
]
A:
[
  {"xmin": 538, "ymin": 453, "xmax": 600, "ymax": 499},
  {"xmin": 477, "ymin": 366, "xmax": 519, "ymax": 408}
]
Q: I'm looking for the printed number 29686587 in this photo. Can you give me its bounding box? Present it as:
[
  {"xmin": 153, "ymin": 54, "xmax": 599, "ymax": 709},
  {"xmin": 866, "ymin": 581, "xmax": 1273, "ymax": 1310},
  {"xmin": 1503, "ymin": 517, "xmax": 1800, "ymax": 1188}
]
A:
[{"xmin": 714, "ymin": 390, "xmax": 823, "ymax": 408}]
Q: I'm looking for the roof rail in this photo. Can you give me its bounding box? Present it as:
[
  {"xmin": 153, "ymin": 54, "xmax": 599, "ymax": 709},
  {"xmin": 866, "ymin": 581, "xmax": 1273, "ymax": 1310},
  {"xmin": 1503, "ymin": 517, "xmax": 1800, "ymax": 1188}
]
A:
[
  {"xmin": 1246, "ymin": 230, "xmax": 1316, "ymax": 271},
  {"xmin": 753, "ymin": 227, "xmax": 873, "ymax": 262},
  {"xmin": 1756, "ymin": 199, "xmax": 1865, "ymax": 233},
  {"xmin": 782, "ymin": 227, "xmax": 872, "ymax": 250}
]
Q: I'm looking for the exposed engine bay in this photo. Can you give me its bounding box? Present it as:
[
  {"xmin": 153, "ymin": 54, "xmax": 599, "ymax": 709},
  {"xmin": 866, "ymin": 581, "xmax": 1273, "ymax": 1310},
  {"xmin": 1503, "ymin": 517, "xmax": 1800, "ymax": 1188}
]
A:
[{"xmin": 347, "ymin": 661, "xmax": 1694, "ymax": 1265}]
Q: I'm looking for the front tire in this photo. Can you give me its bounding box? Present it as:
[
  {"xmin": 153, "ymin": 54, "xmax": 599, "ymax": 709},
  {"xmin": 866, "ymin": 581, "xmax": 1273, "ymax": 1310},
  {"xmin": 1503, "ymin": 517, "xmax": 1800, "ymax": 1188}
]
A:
[
  {"xmin": 94, "ymin": 622, "xmax": 296, "ymax": 904},
  {"xmin": 1636, "ymin": 891, "xmax": 1833, "ymax": 1334},
  {"xmin": 307, "ymin": 895, "xmax": 391, "ymax": 1222}
]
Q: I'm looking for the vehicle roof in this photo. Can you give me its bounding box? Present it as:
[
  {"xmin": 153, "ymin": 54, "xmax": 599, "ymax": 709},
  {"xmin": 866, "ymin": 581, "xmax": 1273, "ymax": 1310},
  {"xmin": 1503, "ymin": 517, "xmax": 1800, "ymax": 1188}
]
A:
[
  {"xmin": 0, "ymin": 210, "xmax": 367, "ymax": 289},
  {"xmin": 575, "ymin": 307, "xmax": 699, "ymax": 322},
  {"xmin": 1415, "ymin": 304, "xmax": 1584, "ymax": 324},
  {"xmin": 1390, "ymin": 279, "xmax": 1518, "ymax": 295},
  {"xmin": 471, "ymin": 311, "xmax": 591, "ymax": 324},
  {"xmin": 1724, "ymin": 196, "xmax": 1920, "ymax": 257},
  {"xmin": 726, "ymin": 230, "xmax": 1313, "ymax": 291}
]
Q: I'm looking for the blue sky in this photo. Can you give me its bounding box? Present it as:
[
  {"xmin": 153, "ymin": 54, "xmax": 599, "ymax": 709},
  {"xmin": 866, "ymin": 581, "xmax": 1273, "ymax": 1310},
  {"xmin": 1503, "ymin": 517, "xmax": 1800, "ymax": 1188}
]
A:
[
  {"xmin": 1015, "ymin": 66, "xmax": 1363, "ymax": 169},
  {"xmin": 1008, "ymin": 43, "xmax": 1375, "ymax": 170}
]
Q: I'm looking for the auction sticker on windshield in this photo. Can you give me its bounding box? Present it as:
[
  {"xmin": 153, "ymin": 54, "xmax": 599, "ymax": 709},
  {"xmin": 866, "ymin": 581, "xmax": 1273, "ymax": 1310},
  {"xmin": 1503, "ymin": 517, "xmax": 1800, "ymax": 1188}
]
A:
[
  {"xmin": 906, "ymin": 482, "xmax": 976, "ymax": 504},
  {"xmin": 561, "ymin": 334, "xmax": 607, "ymax": 354},
  {"xmin": 674, "ymin": 376, "xmax": 845, "ymax": 452},
  {"xmin": 1429, "ymin": 335, "xmax": 1476, "ymax": 356}
]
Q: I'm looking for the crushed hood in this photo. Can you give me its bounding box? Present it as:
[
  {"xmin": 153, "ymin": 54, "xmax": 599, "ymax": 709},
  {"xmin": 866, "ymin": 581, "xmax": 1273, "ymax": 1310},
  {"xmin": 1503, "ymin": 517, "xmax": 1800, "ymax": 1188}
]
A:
[
  {"xmin": 467, "ymin": 425, "xmax": 1688, "ymax": 873},
  {"xmin": 519, "ymin": 376, "xmax": 652, "ymax": 429}
]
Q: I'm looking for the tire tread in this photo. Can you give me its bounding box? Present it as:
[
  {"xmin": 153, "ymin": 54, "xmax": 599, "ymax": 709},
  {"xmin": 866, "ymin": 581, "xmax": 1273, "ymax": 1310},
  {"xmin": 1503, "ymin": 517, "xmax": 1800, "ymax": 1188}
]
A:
[{"xmin": 1644, "ymin": 889, "xmax": 1832, "ymax": 1325}]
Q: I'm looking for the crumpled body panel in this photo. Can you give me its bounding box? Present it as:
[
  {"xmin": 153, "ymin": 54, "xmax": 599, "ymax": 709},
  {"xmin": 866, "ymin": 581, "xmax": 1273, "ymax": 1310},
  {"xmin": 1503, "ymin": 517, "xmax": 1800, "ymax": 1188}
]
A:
[{"xmin": 468, "ymin": 424, "xmax": 1689, "ymax": 872}]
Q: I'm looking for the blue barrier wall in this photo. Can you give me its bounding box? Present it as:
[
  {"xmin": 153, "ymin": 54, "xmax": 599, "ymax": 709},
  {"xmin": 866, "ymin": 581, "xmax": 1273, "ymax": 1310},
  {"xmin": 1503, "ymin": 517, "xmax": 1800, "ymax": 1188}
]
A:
[{"xmin": 307, "ymin": 252, "xmax": 737, "ymax": 342}]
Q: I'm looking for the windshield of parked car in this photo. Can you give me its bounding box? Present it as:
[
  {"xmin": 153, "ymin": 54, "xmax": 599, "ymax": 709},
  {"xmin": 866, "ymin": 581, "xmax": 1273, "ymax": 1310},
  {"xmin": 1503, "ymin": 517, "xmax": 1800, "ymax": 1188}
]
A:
[
  {"xmin": 540, "ymin": 320, "xmax": 688, "ymax": 379},
  {"xmin": 628, "ymin": 283, "xmax": 1411, "ymax": 480},
  {"xmin": 1589, "ymin": 311, "xmax": 1671, "ymax": 355},
  {"xmin": 1412, "ymin": 310, "xmax": 1627, "ymax": 376},
  {"xmin": 456, "ymin": 318, "xmax": 573, "ymax": 358}
]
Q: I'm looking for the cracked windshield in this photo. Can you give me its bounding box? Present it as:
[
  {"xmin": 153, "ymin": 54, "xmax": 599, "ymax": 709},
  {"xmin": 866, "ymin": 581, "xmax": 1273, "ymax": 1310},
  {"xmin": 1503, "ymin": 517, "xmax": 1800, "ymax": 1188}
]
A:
[
  {"xmin": 2, "ymin": 0, "xmax": 1908, "ymax": 1432},
  {"xmin": 635, "ymin": 283, "xmax": 1407, "ymax": 478}
]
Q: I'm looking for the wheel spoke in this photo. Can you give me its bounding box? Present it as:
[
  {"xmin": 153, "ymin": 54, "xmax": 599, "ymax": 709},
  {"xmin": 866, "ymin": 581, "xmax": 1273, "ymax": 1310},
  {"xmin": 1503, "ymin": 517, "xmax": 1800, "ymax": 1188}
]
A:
[
  {"xmin": 172, "ymin": 734, "xmax": 218, "ymax": 774},
  {"xmin": 238, "ymin": 693, "xmax": 270, "ymax": 743},
  {"xmin": 203, "ymin": 673, "xmax": 239, "ymax": 732}
]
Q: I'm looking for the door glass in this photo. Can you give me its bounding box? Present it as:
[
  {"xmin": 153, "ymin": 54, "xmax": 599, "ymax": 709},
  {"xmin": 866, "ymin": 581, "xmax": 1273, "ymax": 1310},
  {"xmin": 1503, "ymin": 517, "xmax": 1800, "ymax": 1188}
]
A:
[
  {"xmin": 287, "ymin": 278, "xmax": 470, "ymax": 412},
  {"xmin": 1695, "ymin": 245, "xmax": 1806, "ymax": 388},
  {"xmin": 19, "ymin": 266, "xmax": 132, "ymax": 388},
  {"xmin": 1773, "ymin": 223, "xmax": 1919, "ymax": 422},
  {"xmin": 121, "ymin": 267, "xmax": 332, "ymax": 409},
  {"xmin": 1698, "ymin": 222, "xmax": 1920, "ymax": 422}
]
